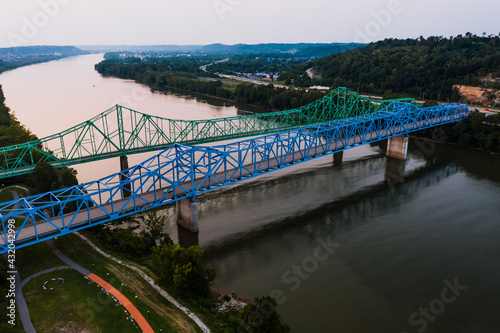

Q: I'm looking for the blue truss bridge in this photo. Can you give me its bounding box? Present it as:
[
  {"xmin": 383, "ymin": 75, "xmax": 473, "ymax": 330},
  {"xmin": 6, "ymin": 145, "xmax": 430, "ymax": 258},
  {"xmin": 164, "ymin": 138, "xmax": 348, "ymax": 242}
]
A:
[{"xmin": 0, "ymin": 101, "xmax": 469, "ymax": 253}]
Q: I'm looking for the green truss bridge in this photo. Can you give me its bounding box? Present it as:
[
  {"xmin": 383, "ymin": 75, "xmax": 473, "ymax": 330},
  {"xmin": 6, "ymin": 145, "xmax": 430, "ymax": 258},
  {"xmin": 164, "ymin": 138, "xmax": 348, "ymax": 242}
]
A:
[{"xmin": 0, "ymin": 87, "xmax": 414, "ymax": 179}]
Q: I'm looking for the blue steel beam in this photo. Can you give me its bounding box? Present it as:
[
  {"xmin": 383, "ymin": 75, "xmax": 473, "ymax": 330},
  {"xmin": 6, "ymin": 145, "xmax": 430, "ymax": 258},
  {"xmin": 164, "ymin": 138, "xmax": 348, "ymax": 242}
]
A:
[{"xmin": 0, "ymin": 102, "xmax": 469, "ymax": 253}]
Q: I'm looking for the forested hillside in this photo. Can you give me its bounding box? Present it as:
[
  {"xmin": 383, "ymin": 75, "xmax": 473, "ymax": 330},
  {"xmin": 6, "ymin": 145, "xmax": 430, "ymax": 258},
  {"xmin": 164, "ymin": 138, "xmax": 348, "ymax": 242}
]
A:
[
  {"xmin": 291, "ymin": 34, "xmax": 500, "ymax": 102},
  {"xmin": 0, "ymin": 46, "xmax": 88, "ymax": 74}
]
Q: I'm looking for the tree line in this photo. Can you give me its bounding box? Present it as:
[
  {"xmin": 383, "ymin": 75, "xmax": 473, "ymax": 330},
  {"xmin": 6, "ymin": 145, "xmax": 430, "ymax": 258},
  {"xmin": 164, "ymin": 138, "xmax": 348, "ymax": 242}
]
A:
[
  {"xmin": 95, "ymin": 59, "xmax": 327, "ymax": 111},
  {"xmin": 416, "ymin": 111, "xmax": 500, "ymax": 153},
  {"xmin": 86, "ymin": 211, "xmax": 290, "ymax": 332},
  {"xmin": 300, "ymin": 34, "xmax": 500, "ymax": 102}
]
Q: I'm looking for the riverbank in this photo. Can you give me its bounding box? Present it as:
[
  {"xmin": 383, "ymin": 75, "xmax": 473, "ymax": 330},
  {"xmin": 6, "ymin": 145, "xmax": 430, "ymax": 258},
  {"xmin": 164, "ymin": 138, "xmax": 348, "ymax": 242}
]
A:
[{"xmin": 410, "ymin": 135, "xmax": 500, "ymax": 155}]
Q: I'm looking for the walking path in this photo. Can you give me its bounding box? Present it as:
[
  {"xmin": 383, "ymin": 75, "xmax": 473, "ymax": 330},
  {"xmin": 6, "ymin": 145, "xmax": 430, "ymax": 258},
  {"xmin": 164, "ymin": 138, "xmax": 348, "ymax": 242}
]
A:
[
  {"xmin": 1, "ymin": 185, "xmax": 208, "ymax": 332},
  {"xmin": 87, "ymin": 273, "xmax": 154, "ymax": 333},
  {"xmin": 21, "ymin": 266, "xmax": 69, "ymax": 288},
  {"xmin": 76, "ymin": 231, "xmax": 211, "ymax": 333},
  {"xmin": 46, "ymin": 239, "xmax": 154, "ymax": 333},
  {"xmin": 2, "ymin": 252, "xmax": 36, "ymax": 333},
  {"xmin": 2, "ymin": 186, "xmax": 36, "ymax": 332}
]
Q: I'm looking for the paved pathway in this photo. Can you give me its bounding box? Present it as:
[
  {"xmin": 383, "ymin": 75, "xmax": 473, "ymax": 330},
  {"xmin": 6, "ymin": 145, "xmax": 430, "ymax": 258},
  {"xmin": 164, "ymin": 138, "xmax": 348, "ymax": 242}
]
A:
[
  {"xmin": 46, "ymin": 239, "xmax": 154, "ymax": 333},
  {"xmin": 2, "ymin": 252, "xmax": 36, "ymax": 333},
  {"xmin": 21, "ymin": 266, "xmax": 69, "ymax": 288},
  {"xmin": 76, "ymin": 231, "xmax": 211, "ymax": 332},
  {"xmin": 87, "ymin": 273, "xmax": 154, "ymax": 333},
  {"xmin": 1, "ymin": 187, "xmax": 36, "ymax": 332},
  {"xmin": 46, "ymin": 240, "xmax": 91, "ymax": 275}
]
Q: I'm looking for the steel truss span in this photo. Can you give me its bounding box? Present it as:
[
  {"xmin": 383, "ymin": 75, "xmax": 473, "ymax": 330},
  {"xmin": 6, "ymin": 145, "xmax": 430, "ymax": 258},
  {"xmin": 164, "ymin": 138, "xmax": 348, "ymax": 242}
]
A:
[
  {"xmin": 0, "ymin": 87, "xmax": 414, "ymax": 179},
  {"xmin": 0, "ymin": 102, "xmax": 468, "ymax": 253}
]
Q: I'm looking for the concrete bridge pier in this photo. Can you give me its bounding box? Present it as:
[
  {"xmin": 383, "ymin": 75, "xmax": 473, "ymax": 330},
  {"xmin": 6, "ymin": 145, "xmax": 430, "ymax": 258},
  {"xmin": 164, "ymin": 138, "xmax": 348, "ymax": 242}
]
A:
[
  {"xmin": 333, "ymin": 151, "xmax": 344, "ymax": 166},
  {"xmin": 386, "ymin": 135, "xmax": 409, "ymax": 160},
  {"xmin": 120, "ymin": 156, "xmax": 132, "ymax": 198},
  {"xmin": 176, "ymin": 198, "xmax": 199, "ymax": 232},
  {"xmin": 385, "ymin": 157, "xmax": 406, "ymax": 188}
]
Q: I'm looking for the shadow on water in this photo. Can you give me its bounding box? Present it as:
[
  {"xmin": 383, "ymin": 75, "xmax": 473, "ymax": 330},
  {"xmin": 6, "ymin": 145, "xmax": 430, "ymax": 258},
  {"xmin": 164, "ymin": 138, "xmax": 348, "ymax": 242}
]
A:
[{"xmin": 202, "ymin": 157, "xmax": 458, "ymax": 260}]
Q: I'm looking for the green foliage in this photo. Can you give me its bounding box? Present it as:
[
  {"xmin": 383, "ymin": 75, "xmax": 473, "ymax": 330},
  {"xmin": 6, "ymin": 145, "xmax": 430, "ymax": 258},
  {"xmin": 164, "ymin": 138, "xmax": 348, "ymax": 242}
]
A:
[
  {"xmin": 150, "ymin": 243, "xmax": 216, "ymax": 299},
  {"xmin": 86, "ymin": 211, "xmax": 173, "ymax": 260},
  {"xmin": 423, "ymin": 100, "xmax": 439, "ymax": 107},
  {"xmin": 213, "ymin": 296, "xmax": 290, "ymax": 333},
  {"xmin": 237, "ymin": 296, "xmax": 290, "ymax": 333},
  {"xmin": 28, "ymin": 161, "xmax": 59, "ymax": 193},
  {"xmin": 27, "ymin": 161, "xmax": 78, "ymax": 194},
  {"xmin": 95, "ymin": 59, "xmax": 328, "ymax": 111},
  {"xmin": 106, "ymin": 229, "xmax": 148, "ymax": 258},
  {"xmin": 138, "ymin": 211, "xmax": 173, "ymax": 249},
  {"xmin": 416, "ymin": 111, "xmax": 500, "ymax": 153},
  {"xmin": 307, "ymin": 34, "xmax": 500, "ymax": 101}
]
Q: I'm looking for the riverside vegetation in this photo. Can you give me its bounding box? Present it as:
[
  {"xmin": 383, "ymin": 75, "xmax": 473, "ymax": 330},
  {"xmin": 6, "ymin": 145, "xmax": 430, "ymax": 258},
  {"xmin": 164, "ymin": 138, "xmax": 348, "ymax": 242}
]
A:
[{"xmin": 85, "ymin": 212, "xmax": 290, "ymax": 332}]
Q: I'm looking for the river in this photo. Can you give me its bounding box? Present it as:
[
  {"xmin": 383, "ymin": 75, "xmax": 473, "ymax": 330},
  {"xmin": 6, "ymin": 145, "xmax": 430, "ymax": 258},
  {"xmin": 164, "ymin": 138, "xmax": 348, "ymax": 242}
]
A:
[{"xmin": 1, "ymin": 55, "xmax": 500, "ymax": 333}]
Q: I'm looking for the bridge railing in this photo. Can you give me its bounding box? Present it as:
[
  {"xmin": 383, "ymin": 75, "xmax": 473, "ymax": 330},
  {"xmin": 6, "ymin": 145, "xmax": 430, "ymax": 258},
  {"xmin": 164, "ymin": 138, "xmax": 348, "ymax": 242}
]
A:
[{"xmin": 0, "ymin": 102, "xmax": 468, "ymax": 252}]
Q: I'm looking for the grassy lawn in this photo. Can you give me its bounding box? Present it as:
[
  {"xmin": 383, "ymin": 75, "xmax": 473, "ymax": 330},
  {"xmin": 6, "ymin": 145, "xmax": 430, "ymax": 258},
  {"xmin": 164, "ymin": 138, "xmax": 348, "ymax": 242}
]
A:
[
  {"xmin": 13, "ymin": 234, "xmax": 199, "ymax": 332},
  {"xmin": 78, "ymin": 231, "xmax": 218, "ymax": 332},
  {"xmin": 0, "ymin": 190, "xmax": 14, "ymax": 202},
  {"xmin": 23, "ymin": 269, "xmax": 139, "ymax": 333},
  {"xmin": 16, "ymin": 241, "xmax": 65, "ymax": 280},
  {"xmin": 54, "ymin": 233, "xmax": 201, "ymax": 333},
  {"xmin": 222, "ymin": 82, "xmax": 238, "ymax": 92}
]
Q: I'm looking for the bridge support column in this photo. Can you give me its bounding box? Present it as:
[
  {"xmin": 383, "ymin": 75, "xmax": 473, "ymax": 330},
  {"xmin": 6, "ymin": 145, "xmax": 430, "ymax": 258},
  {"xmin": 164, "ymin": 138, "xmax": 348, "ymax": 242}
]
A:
[
  {"xmin": 120, "ymin": 156, "xmax": 132, "ymax": 198},
  {"xmin": 386, "ymin": 135, "xmax": 409, "ymax": 160},
  {"xmin": 176, "ymin": 198, "xmax": 199, "ymax": 232},
  {"xmin": 385, "ymin": 157, "xmax": 406, "ymax": 188},
  {"xmin": 333, "ymin": 151, "xmax": 344, "ymax": 166}
]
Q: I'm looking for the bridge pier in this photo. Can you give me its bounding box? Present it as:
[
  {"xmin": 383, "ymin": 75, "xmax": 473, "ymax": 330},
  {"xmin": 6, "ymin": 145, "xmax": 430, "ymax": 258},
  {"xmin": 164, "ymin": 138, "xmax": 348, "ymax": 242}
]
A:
[
  {"xmin": 176, "ymin": 198, "xmax": 199, "ymax": 232},
  {"xmin": 333, "ymin": 151, "xmax": 344, "ymax": 166},
  {"xmin": 120, "ymin": 156, "xmax": 132, "ymax": 198},
  {"xmin": 385, "ymin": 157, "xmax": 406, "ymax": 188},
  {"xmin": 386, "ymin": 135, "xmax": 409, "ymax": 160}
]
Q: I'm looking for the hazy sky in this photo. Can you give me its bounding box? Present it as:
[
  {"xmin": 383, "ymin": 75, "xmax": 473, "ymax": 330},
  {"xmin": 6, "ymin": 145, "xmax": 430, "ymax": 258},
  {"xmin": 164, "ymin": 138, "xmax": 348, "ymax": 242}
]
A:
[{"xmin": 0, "ymin": 0, "xmax": 499, "ymax": 47}]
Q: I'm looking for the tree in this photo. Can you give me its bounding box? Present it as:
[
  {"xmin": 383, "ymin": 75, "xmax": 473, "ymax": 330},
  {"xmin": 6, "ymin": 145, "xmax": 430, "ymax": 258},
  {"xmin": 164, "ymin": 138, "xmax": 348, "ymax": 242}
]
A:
[
  {"xmin": 28, "ymin": 161, "xmax": 59, "ymax": 193},
  {"xmin": 150, "ymin": 243, "xmax": 216, "ymax": 298},
  {"xmin": 138, "ymin": 211, "xmax": 173, "ymax": 249},
  {"xmin": 237, "ymin": 296, "xmax": 290, "ymax": 333},
  {"xmin": 59, "ymin": 167, "xmax": 79, "ymax": 188},
  {"xmin": 423, "ymin": 100, "xmax": 439, "ymax": 107}
]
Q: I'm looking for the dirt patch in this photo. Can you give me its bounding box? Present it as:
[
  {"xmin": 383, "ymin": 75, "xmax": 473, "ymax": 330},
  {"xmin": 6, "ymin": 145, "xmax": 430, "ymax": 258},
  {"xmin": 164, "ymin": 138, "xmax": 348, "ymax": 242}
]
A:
[
  {"xmin": 105, "ymin": 264, "xmax": 199, "ymax": 333},
  {"xmin": 454, "ymin": 85, "xmax": 499, "ymax": 105}
]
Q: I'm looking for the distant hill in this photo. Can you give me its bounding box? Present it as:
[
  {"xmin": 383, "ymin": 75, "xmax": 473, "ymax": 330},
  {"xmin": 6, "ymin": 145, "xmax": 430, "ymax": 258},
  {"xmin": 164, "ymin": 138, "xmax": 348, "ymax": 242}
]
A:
[
  {"xmin": 79, "ymin": 43, "xmax": 361, "ymax": 57},
  {"xmin": 0, "ymin": 45, "xmax": 87, "ymax": 56},
  {"xmin": 306, "ymin": 34, "xmax": 500, "ymax": 102},
  {"xmin": 0, "ymin": 46, "xmax": 88, "ymax": 74}
]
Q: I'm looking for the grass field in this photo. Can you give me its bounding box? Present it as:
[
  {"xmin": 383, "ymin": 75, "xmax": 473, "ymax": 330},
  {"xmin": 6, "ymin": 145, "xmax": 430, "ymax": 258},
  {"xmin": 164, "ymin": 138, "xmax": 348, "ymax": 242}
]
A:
[
  {"xmin": 54, "ymin": 233, "xmax": 200, "ymax": 332},
  {"xmin": 10, "ymin": 233, "xmax": 202, "ymax": 332},
  {"xmin": 0, "ymin": 190, "xmax": 14, "ymax": 202},
  {"xmin": 2, "ymin": 184, "xmax": 202, "ymax": 332},
  {"xmin": 23, "ymin": 269, "xmax": 140, "ymax": 333},
  {"xmin": 16, "ymin": 242, "xmax": 64, "ymax": 280}
]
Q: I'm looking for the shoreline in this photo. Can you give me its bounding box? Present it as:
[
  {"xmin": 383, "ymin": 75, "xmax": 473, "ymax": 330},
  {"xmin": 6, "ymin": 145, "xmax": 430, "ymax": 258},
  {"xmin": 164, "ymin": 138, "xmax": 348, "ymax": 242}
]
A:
[{"xmin": 410, "ymin": 135, "xmax": 500, "ymax": 155}]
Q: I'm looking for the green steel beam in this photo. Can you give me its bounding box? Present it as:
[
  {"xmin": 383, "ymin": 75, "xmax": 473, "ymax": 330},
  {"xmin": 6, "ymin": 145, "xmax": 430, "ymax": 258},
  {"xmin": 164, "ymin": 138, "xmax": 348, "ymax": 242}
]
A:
[{"xmin": 0, "ymin": 87, "xmax": 415, "ymax": 179}]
